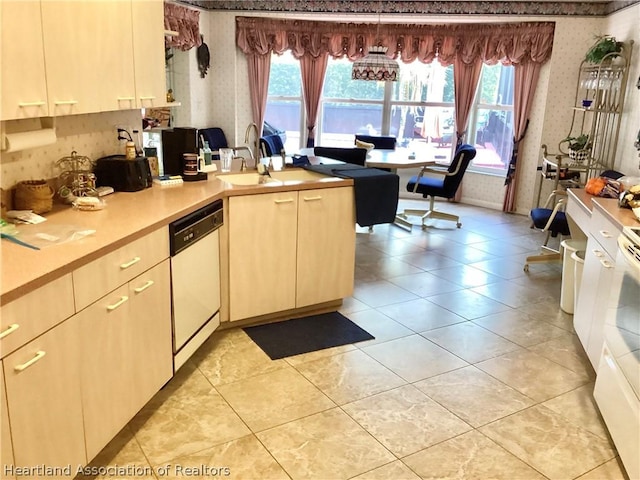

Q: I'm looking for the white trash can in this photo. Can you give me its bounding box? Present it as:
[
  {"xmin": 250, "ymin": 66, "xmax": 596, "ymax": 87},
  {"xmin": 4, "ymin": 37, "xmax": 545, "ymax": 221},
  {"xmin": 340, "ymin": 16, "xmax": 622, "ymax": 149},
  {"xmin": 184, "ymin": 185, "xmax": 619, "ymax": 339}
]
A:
[
  {"xmin": 571, "ymin": 249, "xmax": 585, "ymax": 313},
  {"xmin": 560, "ymin": 240, "xmax": 587, "ymax": 314}
]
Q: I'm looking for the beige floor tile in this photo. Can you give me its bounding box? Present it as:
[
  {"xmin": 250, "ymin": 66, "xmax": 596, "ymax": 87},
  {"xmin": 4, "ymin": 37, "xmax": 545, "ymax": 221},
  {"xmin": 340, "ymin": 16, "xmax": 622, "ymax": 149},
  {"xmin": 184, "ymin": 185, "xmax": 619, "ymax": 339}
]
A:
[
  {"xmin": 151, "ymin": 435, "xmax": 289, "ymax": 480},
  {"xmin": 388, "ymin": 271, "xmax": 463, "ymax": 297},
  {"xmin": 415, "ymin": 366, "xmax": 533, "ymax": 427},
  {"xmin": 542, "ymin": 383, "xmax": 611, "ymax": 440},
  {"xmin": 421, "ymin": 321, "xmax": 522, "ymax": 363},
  {"xmin": 83, "ymin": 427, "xmax": 156, "ymax": 480},
  {"xmin": 358, "ymin": 256, "xmax": 425, "ymax": 279},
  {"xmin": 576, "ymin": 457, "xmax": 629, "ymax": 480},
  {"xmin": 294, "ymin": 349, "xmax": 405, "ymax": 405},
  {"xmin": 216, "ymin": 366, "xmax": 334, "ymax": 432},
  {"xmin": 476, "ymin": 349, "xmax": 590, "ymax": 402},
  {"xmin": 528, "ymin": 333, "xmax": 596, "ymax": 378},
  {"xmin": 403, "ymin": 430, "xmax": 546, "ymax": 480},
  {"xmin": 350, "ymin": 461, "xmax": 421, "ymax": 480},
  {"xmin": 347, "ymin": 309, "xmax": 414, "ymax": 346},
  {"xmin": 339, "ymin": 296, "xmax": 370, "ymax": 315},
  {"xmin": 362, "ymin": 335, "xmax": 468, "ymax": 382},
  {"xmin": 257, "ymin": 408, "xmax": 395, "ymax": 480},
  {"xmin": 480, "ymin": 405, "xmax": 616, "ymax": 479},
  {"xmin": 353, "ymin": 280, "xmax": 419, "ymax": 308},
  {"xmin": 190, "ymin": 328, "xmax": 286, "ymax": 386},
  {"xmin": 473, "ymin": 309, "xmax": 570, "ymax": 347},
  {"xmin": 129, "ymin": 363, "xmax": 250, "ymax": 465},
  {"xmin": 469, "ymin": 257, "xmax": 533, "ymax": 280},
  {"xmin": 430, "ymin": 264, "xmax": 503, "ymax": 288},
  {"xmin": 284, "ymin": 343, "xmax": 356, "ymax": 367},
  {"xmin": 518, "ymin": 301, "xmax": 575, "ymax": 332},
  {"xmin": 342, "ymin": 385, "xmax": 471, "ymax": 457},
  {"xmin": 377, "ymin": 298, "xmax": 466, "ymax": 333},
  {"xmin": 471, "ymin": 279, "xmax": 558, "ymax": 308},
  {"xmin": 426, "ymin": 289, "xmax": 512, "ymax": 320}
]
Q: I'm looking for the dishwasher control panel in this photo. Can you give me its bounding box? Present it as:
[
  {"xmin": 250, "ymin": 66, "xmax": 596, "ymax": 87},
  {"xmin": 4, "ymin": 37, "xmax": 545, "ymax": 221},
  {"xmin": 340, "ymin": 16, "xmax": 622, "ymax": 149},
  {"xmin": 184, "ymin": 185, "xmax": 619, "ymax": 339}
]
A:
[{"xmin": 169, "ymin": 200, "xmax": 223, "ymax": 256}]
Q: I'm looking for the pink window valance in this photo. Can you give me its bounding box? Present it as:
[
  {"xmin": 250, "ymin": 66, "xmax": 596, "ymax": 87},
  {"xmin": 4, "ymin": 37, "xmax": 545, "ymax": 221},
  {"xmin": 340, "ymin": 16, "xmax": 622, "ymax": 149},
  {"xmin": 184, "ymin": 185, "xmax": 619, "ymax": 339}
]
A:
[
  {"xmin": 236, "ymin": 17, "xmax": 555, "ymax": 66},
  {"xmin": 165, "ymin": 2, "xmax": 201, "ymax": 51}
]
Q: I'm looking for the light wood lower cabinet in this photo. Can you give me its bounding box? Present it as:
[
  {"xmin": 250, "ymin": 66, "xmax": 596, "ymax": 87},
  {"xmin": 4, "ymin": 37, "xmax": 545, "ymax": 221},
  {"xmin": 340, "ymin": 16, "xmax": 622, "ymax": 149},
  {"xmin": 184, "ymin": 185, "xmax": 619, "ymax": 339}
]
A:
[
  {"xmin": 228, "ymin": 186, "xmax": 355, "ymax": 321},
  {"xmin": 1, "ymin": 362, "xmax": 15, "ymax": 480},
  {"xmin": 3, "ymin": 315, "xmax": 86, "ymax": 472},
  {"xmin": 80, "ymin": 260, "xmax": 172, "ymax": 461}
]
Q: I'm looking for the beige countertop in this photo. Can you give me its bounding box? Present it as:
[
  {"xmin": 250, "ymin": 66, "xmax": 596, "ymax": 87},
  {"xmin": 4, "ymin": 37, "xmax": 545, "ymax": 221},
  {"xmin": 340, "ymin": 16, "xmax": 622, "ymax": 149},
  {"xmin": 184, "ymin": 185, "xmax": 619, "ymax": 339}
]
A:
[
  {"xmin": 567, "ymin": 188, "xmax": 639, "ymax": 229},
  {"xmin": 1, "ymin": 170, "xmax": 351, "ymax": 305}
]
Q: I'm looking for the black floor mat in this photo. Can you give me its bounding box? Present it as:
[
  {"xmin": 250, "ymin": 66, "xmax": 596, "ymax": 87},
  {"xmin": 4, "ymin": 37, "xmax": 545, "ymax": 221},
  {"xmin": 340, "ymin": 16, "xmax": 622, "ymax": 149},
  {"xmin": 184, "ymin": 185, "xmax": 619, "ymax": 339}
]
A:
[{"xmin": 243, "ymin": 312, "xmax": 375, "ymax": 360}]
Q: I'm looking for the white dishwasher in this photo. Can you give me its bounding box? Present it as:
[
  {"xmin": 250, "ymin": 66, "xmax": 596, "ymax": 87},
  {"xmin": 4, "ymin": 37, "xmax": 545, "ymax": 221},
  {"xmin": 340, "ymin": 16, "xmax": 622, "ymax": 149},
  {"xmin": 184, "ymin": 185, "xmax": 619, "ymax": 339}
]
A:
[{"xmin": 169, "ymin": 200, "xmax": 223, "ymax": 371}]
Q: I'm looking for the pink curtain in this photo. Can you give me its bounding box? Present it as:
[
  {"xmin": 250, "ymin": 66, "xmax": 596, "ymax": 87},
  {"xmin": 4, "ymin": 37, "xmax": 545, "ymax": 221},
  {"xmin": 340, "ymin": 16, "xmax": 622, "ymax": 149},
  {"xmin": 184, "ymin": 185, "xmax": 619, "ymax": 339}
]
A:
[
  {"xmin": 164, "ymin": 3, "xmax": 201, "ymax": 51},
  {"xmin": 236, "ymin": 17, "xmax": 555, "ymax": 65},
  {"xmin": 300, "ymin": 53, "xmax": 329, "ymax": 147},
  {"xmin": 246, "ymin": 54, "xmax": 271, "ymax": 136},
  {"xmin": 503, "ymin": 60, "xmax": 543, "ymax": 212}
]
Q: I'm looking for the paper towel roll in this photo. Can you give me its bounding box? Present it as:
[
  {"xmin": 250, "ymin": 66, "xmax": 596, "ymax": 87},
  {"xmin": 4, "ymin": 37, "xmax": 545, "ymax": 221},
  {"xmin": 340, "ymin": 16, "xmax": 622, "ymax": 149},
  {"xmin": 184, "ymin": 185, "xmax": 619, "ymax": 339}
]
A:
[{"xmin": 3, "ymin": 128, "xmax": 57, "ymax": 153}]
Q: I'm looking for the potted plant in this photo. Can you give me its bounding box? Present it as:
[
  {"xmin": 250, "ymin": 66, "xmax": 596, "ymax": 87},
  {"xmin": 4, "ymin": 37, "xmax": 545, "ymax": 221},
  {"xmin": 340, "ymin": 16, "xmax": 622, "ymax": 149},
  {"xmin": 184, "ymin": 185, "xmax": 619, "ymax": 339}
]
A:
[
  {"xmin": 584, "ymin": 35, "xmax": 623, "ymax": 64},
  {"xmin": 563, "ymin": 134, "xmax": 592, "ymax": 163}
]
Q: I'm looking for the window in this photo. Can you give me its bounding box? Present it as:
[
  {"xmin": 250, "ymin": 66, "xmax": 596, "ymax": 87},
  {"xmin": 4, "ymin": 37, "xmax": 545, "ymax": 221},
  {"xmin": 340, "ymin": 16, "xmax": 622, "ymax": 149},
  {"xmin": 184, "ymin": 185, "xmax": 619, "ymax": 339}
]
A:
[{"xmin": 266, "ymin": 53, "xmax": 514, "ymax": 173}]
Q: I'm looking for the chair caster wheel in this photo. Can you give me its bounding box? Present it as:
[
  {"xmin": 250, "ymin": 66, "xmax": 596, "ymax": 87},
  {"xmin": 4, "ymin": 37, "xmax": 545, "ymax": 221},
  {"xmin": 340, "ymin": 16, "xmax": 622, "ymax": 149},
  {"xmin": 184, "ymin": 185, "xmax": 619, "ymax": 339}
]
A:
[
  {"xmin": 524, "ymin": 264, "xmax": 529, "ymax": 272},
  {"xmin": 456, "ymin": 222, "xmax": 462, "ymax": 228},
  {"xmin": 421, "ymin": 224, "xmax": 427, "ymax": 231}
]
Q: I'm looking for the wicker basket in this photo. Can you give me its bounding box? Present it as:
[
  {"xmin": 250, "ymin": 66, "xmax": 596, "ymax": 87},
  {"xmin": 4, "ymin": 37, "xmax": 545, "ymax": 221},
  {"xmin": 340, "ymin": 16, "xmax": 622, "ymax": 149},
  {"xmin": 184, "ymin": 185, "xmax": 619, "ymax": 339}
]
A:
[{"xmin": 14, "ymin": 180, "xmax": 54, "ymax": 214}]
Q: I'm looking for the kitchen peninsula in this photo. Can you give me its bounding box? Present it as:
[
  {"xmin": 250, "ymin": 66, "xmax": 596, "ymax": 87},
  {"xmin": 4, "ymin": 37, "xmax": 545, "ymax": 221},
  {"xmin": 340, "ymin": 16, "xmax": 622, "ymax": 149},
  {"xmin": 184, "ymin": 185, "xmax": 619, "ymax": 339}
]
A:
[{"xmin": 0, "ymin": 171, "xmax": 355, "ymax": 471}]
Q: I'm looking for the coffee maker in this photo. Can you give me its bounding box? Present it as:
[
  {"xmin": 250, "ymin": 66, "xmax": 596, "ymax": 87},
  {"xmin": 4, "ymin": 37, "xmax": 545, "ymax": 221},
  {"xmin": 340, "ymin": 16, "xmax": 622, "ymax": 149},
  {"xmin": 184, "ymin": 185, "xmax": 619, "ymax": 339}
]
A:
[{"xmin": 161, "ymin": 127, "xmax": 198, "ymax": 175}]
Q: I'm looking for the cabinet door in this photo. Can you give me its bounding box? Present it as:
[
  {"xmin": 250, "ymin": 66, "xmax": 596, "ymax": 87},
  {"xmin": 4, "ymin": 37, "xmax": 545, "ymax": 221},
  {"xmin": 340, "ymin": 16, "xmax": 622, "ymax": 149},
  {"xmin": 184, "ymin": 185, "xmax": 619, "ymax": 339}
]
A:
[
  {"xmin": 297, "ymin": 187, "xmax": 356, "ymax": 307},
  {"xmin": 132, "ymin": 0, "xmax": 168, "ymax": 109},
  {"xmin": 4, "ymin": 316, "xmax": 86, "ymax": 469},
  {"xmin": 129, "ymin": 260, "xmax": 173, "ymax": 407},
  {"xmin": 1, "ymin": 362, "xmax": 15, "ymax": 480},
  {"xmin": 0, "ymin": 0, "xmax": 49, "ymax": 119},
  {"xmin": 96, "ymin": 0, "xmax": 136, "ymax": 112},
  {"xmin": 228, "ymin": 192, "xmax": 298, "ymax": 321},
  {"xmin": 573, "ymin": 236, "xmax": 615, "ymax": 368},
  {"xmin": 80, "ymin": 284, "xmax": 137, "ymax": 461}
]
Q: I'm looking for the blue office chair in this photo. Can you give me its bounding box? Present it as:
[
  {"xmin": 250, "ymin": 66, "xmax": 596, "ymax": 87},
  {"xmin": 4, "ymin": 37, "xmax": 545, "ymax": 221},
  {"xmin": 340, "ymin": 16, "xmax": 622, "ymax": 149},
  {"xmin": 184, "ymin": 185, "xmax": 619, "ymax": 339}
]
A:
[
  {"xmin": 524, "ymin": 190, "xmax": 571, "ymax": 271},
  {"xmin": 260, "ymin": 134, "xmax": 285, "ymax": 157},
  {"xmin": 397, "ymin": 144, "xmax": 476, "ymax": 230},
  {"xmin": 313, "ymin": 146, "xmax": 368, "ymax": 166},
  {"xmin": 354, "ymin": 135, "xmax": 397, "ymax": 150}
]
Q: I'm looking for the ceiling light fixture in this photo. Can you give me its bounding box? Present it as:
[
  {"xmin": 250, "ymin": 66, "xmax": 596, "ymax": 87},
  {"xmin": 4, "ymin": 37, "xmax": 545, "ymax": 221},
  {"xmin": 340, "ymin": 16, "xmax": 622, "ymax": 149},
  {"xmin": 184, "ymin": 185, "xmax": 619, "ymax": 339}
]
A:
[{"xmin": 352, "ymin": 4, "xmax": 399, "ymax": 82}]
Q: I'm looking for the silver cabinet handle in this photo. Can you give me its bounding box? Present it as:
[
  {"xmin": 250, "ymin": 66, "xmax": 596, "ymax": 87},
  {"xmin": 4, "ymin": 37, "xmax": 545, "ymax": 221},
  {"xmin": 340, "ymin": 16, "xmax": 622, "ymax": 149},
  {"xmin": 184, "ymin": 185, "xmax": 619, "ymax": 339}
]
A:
[
  {"xmin": 0, "ymin": 323, "xmax": 20, "ymax": 339},
  {"xmin": 14, "ymin": 351, "xmax": 46, "ymax": 372},
  {"xmin": 599, "ymin": 230, "xmax": 613, "ymax": 238},
  {"xmin": 274, "ymin": 199, "xmax": 294, "ymax": 204},
  {"xmin": 134, "ymin": 280, "xmax": 154, "ymax": 293},
  {"xmin": 303, "ymin": 196, "xmax": 322, "ymax": 201},
  {"xmin": 120, "ymin": 257, "xmax": 141, "ymax": 269},
  {"xmin": 18, "ymin": 101, "xmax": 46, "ymax": 107},
  {"xmin": 54, "ymin": 100, "xmax": 78, "ymax": 105},
  {"xmin": 106, "ymin": 296, "xmax": 128, "ymax": 311}
]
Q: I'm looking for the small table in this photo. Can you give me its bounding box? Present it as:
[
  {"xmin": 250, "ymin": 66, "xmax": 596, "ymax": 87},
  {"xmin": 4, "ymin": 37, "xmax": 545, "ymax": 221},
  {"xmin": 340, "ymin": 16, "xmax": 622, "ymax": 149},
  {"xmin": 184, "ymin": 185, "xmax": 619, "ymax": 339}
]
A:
[{"xmin": 365, "ymin": 149, "xmax": 438, "ymax": 172}]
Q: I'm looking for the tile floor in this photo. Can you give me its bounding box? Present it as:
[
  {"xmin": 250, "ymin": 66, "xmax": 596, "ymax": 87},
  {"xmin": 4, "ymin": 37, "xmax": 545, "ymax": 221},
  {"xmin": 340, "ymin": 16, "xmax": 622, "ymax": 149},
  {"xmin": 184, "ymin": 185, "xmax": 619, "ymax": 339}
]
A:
[{"xmin": 87, "ymin": 199, "xmax": 629, "ymax": 480}]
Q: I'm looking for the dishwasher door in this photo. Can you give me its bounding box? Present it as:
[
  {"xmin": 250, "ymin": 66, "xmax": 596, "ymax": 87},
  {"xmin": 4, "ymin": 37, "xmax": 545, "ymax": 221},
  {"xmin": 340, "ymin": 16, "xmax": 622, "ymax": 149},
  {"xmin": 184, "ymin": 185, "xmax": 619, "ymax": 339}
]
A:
[{"xmin": 171, "ymin": 228, "xmax": 220, "ymax": 353}]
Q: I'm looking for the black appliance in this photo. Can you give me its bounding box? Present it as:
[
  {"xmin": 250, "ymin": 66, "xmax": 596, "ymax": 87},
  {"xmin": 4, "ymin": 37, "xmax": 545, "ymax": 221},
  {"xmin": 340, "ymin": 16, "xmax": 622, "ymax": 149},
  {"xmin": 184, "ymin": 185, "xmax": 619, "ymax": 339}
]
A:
[
  {"xmin": 161, "ymin": 127, "xmax": 198, "ymax": 176},
  {"xmin": 94, "ymin": 155, "xmax": 152, "ymax": 192}
]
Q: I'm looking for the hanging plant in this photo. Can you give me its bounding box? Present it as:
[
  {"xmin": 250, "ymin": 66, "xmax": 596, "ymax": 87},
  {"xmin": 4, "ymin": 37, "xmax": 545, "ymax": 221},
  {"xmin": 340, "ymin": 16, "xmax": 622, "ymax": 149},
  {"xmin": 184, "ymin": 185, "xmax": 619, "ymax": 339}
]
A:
[{"xmin": 584, "ymin": 35, "xmax": 623, "ymax": 64}]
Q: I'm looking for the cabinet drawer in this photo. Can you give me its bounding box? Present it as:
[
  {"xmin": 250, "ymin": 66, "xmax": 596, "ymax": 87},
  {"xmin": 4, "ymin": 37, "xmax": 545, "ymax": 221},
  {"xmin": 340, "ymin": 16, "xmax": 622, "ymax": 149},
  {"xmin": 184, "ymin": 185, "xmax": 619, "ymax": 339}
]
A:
[
  {"xmin": 73, "ymin": 227, "xmax": 168, "ymax": 311},
  {"xmin": 1, "ymin": 274, "xmax": 74, "ymax": 359},
  {"xmin": 589, "ymin": 208, "xmax": 620, "ymax": 259}
]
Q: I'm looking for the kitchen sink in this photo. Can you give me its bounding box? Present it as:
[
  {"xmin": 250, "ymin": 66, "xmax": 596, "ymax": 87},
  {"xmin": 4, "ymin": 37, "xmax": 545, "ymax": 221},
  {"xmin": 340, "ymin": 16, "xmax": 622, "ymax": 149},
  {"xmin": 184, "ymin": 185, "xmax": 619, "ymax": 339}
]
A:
[{"xmin": 218, "ymin": 169, "xmax": 329, "ymax": 186}]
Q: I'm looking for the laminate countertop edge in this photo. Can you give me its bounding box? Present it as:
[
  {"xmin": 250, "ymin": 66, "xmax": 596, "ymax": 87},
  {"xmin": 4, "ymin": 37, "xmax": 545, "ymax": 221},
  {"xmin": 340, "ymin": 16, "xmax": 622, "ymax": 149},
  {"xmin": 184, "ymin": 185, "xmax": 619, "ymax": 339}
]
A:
[
  {"xmin": 1, "ymin": 174, "xmax": 353, "ymax": 305},
  {"xmin": 567, "ymin": 188, "xmax": 639, "ymax": 230}
]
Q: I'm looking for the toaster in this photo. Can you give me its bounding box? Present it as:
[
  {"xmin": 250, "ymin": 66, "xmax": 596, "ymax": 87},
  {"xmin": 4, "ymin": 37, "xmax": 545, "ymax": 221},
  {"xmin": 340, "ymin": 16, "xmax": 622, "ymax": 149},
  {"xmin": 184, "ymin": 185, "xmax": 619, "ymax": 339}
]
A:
[{"xmin": 94, "ymin": 155, "xmax": 153, "ymax": 192}]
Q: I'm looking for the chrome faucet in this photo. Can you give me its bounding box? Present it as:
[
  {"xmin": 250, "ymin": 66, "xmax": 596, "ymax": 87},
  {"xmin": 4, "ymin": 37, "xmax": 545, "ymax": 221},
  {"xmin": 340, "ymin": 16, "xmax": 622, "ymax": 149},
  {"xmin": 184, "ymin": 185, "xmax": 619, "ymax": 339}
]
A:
[{"xmin": 244, "ymin": 122, "xmax": 260, "ymax": 168}]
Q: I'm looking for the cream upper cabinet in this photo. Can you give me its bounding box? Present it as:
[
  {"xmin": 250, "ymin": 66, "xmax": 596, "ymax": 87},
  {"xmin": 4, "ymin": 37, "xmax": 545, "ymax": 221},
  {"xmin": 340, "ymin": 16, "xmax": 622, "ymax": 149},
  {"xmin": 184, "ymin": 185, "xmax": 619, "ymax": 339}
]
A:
[
  {"xmin": 132, "ymin": 0, "xmax": 168, "ymax": 109},
  {"xmin": 41, "ymin": 1, "xmax": 136, "ymax": 115},
  {"xmin": 228, "ymin": 192, "xmax": 299, "ymax": 321},
  {"xmin": 0, "ymin": 0, "xmax": 49, "ymax": 120},
  {"xmin": 1, "ymin": 362, "xmax": 15, "ymax": 480},
  {"xmin": 296, "ymin": 187, "xmax": 355, "ymax": 307},
  {"xmin": 3, "ymin": 315, "xmax": 86, "ymax": 470}
]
